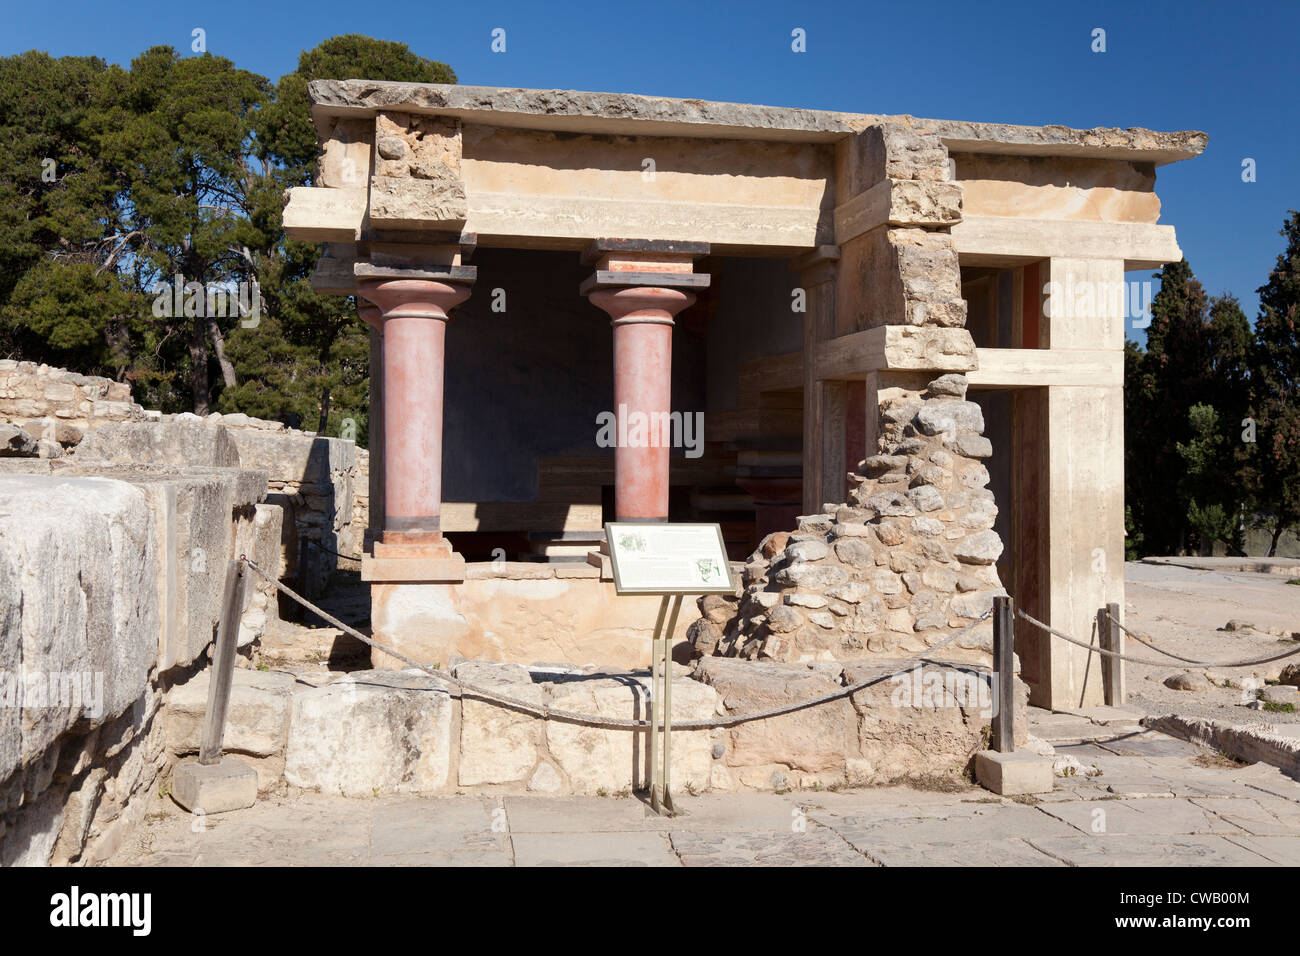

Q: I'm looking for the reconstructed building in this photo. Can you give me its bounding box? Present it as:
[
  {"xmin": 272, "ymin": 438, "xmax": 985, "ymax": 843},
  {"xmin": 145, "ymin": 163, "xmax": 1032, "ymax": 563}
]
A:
[{"xmin": 283, "ymin": 80, "xmax": 1205, "ymax": 710}]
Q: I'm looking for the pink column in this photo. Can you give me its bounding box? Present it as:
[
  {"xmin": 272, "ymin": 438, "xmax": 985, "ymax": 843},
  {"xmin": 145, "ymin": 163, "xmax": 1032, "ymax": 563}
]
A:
[
  {"xmin": 588, "ymin": 287, "xmax": 694, "ymax": 520},
  {"xmin": 357, "ymin": 278, "xmax": 470, "ymax": 553}
]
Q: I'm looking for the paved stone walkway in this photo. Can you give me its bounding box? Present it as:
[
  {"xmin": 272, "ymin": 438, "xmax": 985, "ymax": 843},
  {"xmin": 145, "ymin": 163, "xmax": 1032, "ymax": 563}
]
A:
[{"xmin": 111, "ymin": 707, "xmax": 1300, "ymax": 866}]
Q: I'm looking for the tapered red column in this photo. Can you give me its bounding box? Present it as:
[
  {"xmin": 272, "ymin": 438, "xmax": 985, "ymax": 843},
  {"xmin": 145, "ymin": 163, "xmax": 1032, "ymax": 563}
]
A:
[
  {"xmin": 357, "ymin": 277, "xmax": 470, "ymax": 553},
  {"xmin": 588, "ymin": 287, "xmax": 694, "ymax": 520},
  {"xmin": 582, "ymin": 240, "xmax": 709, "ymax": 524}
]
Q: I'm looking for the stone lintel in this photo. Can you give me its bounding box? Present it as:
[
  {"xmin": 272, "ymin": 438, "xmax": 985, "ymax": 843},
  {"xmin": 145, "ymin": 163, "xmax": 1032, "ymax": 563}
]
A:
[
  {"xmin": 580, "ymin": 238, "xmax": 710, "ymax": 266},
  {"xmin": 578, "ymin": 270, "xmax": 711, "ymax": 297}
]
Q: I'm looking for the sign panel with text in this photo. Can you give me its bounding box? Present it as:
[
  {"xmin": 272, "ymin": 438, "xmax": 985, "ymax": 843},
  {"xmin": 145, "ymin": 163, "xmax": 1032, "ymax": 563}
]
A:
[{"xmin": 605, "ymin": 522, "xmax": 736, "ymax": 595}]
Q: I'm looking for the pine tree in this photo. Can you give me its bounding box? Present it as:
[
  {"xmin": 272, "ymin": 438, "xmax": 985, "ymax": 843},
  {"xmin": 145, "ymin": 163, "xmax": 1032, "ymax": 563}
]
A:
[{"xmin": 1250, "ymin": 211, "xmax": 1300, "ymax": 554}]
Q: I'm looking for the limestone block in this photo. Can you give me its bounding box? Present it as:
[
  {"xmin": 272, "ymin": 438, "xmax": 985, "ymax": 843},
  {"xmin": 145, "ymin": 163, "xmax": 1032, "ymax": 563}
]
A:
[
  {"xmin": 72, "ymin": 420, "xmax": 239, "ymax": 467},
  {"xmin": 695, "ymin": 658, "xmax": 851, "ymax": 774},
  {"xmin": 0, "ymin": 476, "xmax": 159, "ymax": 783},
  {"xmin": 546, "ymin": 674, "xmax": 718, "ymax": 794},
  {"xmin": 974, "ymin": 750, "xmax": 1054, "ymax": 796},
  {"xmin": 164, "ymin": 668, "xmax": 296, "ymax": 759},
  {"xmin": 285, "ymin": 669, "xmax": 452, "ymax": 796},
  {"xmin": 369, "ymin": 176, "xmax": 468, "ymax": 230},
  {"xmin": 171, "ymin": 756, "xmax": 258, "ymax": 814},
  {"xmin": 455, "ymin": 661, "xmax": 546, "ymax": 786}
]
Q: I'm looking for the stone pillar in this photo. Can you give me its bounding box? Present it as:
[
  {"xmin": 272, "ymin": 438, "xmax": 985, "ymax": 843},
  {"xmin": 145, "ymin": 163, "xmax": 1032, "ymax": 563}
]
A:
[
  {"xmin": 582, "ymin": 240, "xmax": 709, "ymax": 521},
  {"xmin": 359, "ymin": 304, "xmax": 384, "ymax": 549},
  {"xmin": 357, "ymin": 275, "xmax": 471, "ymax": 570}
]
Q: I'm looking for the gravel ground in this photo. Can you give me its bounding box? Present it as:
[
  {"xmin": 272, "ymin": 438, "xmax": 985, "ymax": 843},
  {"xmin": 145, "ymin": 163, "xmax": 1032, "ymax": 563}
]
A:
[{"xmin": 1123, "ymin": 562, "xmax": 1300, "ymax": 725}]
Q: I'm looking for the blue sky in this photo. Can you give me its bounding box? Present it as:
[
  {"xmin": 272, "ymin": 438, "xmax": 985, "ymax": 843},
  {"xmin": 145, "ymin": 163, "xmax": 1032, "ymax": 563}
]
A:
[{"xmin": 3, "ymin": 0, "xmax": 1296, "ymax": 344}]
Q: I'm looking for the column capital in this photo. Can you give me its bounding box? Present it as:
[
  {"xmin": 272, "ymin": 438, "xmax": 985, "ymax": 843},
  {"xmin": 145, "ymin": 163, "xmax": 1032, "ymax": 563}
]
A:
[
  {"xmin": 587, "ymin": 286, "xmax": 697, "ymax": 325},
  {"xmin": 357, "ymin": 275, "xmax": 473, "ymax": 321},
  {"xmin": 357, "ymin": 303, "xmax": 383, "ymax": 330}
]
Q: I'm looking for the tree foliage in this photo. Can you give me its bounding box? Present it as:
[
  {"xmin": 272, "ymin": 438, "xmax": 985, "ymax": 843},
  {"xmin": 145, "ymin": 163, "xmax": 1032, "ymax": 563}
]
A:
[{"xmin": 0, "ymin": 36, "xmax": 456, "ymax": 441}]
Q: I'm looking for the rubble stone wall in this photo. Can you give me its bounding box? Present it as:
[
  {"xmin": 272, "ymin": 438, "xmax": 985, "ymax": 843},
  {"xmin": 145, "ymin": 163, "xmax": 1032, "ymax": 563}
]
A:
[{"xmin": 692, "ymin": 124, "xmax": 1006, "ymax": 672}]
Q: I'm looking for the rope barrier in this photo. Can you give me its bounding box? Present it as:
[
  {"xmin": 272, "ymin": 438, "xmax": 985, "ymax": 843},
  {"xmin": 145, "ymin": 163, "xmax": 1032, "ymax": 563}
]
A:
[
  {"xmin": 241, "ymin": 556, "xmax": 995, "ymax": 731},
  {"xmin": 1017, "ymin": 608, "xmax": 1300, "ymax": 670}
]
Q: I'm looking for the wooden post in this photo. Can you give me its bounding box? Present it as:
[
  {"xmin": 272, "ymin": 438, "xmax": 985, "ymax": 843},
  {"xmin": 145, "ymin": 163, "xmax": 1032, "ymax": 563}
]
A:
[
  {"xmin": 199, "ymin": 559, "xmax": 246, "ymax": 765},
  {"xmin": 992, "ymin": 594, "xmax": 1015, "ymax": 753},
  {"xmin": 1099, "ymin": 601, "xmax": 1125, "ymax": 705}
]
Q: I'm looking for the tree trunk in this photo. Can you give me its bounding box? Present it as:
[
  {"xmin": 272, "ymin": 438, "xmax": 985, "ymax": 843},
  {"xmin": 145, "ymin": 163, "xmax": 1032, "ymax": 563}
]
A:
[
  {"xmin": 208, "ymin": 318, "xmax": 237, "ymax": 389},
  {"xmin": 318, "ymin": 385, "xmax": 330, "ymax": 435},
  {"xmin": 1269, "ymin": 522, "xmax": 1283, "ymax": 558},
  {"xmin": 190, "ymin": 314, "xmax": 210, "ymax": 415}
]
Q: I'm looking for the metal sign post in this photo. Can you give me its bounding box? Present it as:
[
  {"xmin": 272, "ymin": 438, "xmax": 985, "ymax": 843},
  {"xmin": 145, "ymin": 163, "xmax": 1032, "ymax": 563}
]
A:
[{"xmin": 605, "ymin": 522, "xmax": 735, "ymax": 817}]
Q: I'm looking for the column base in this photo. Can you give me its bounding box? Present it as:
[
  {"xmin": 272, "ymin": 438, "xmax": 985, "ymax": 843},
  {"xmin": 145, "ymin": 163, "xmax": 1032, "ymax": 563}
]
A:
[{"xmin": 365, "ymin": 536, "xmax": 466, "ymax": 583}]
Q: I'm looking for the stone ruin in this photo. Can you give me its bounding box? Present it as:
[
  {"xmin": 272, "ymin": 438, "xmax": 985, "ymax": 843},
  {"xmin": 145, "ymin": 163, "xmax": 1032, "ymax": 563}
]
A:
[{"xmin": 690, "ymin": 371, "xmax": 1005, "ymax": 666}]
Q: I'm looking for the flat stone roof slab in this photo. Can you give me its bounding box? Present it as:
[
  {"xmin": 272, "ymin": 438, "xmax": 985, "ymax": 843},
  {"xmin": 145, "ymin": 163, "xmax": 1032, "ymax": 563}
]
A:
[{"xmin": 309, "ymin": 80, "xmax": 1207, "ymax": 164}]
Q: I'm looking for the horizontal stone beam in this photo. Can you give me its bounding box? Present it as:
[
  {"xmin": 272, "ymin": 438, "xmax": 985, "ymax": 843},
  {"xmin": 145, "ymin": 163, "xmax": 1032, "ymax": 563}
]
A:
[
  {"xmin": 282, "ymin": 187, "xmax": 367, "ymax": 242},
  {"xmin": 966, "ymin": 348, "xmax": 1123, "ymax": 388},
  {"xmin": 465, "ymin": 192, "xmax": 828, "ymax": 251},
  {"xmin": 814, "ymin": 325, "xmax": 977, "ymax": 381},
  {"xmin": 951, "ymin": 216, "xmax": 1182, "ymax": 269}
]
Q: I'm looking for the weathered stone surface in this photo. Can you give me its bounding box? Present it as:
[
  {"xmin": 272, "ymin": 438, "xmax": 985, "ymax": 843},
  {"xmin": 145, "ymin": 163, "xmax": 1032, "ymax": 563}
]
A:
[
  {"xmin": 165, "ymin": 669, "xmax": 296, "ymax": 760},
  {"xmin": 455, "ymin": 662, "xmax": 545, "ymax": 786},
  {"xmin": 774, "ymin": 561, "xmax": 849, "ymax": 590},
  {"xmin": 285, "ymin": 670, "xmax": 453, "ymax": 796},
  {"xmin": 0, "ymin": 476, "xmax": 159, "ymax": 783},
  {"xmin": 695, "ymin": 658, "xmax": 850, "ymax": 777},
  {"xmin": 0, "ymin": 423, "xmax": 38, "ymax": 457},
  {"xmin": 73, "ymin": 419, "xmax": 240, "ymax": 467},
  {"xmin": 954, "ymin": 531, "xmax": 1004, "ymax": 565},
  {"xmin": 915, "ymin": 401, "xmax": 985, "ymax": 437},
  {"xmin": 546, "ymin": 674, "xmax": 718, "ymax": 794},
  {"xmin": 368, "ymin": 175, "xmax": 467, "ymax": 228},
  {"xmin": 1163, "ymin": 672, "xmax": 1209, "ymax": 692}
]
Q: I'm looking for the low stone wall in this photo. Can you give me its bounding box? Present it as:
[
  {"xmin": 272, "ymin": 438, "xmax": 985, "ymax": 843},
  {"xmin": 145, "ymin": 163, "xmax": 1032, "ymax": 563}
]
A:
[
  {"xmin": 157, "ymin": 657, "xmax": 1023, "ymax": 798},
  {"xmin": 0, "ymin": 360, "xmax": 145, "ymax": 448}
]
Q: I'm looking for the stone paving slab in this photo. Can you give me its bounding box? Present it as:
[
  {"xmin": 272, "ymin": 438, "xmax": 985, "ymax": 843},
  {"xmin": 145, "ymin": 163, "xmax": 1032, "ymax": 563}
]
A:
[
  {"xmin": 1038, "ymin": 798, "xmax": 1235, "ymax": 836},
  {"xmin": 107, "ymin": 723, "xmax": 1300, "ymax": 867},
  {"xmin": 670, "ymin": 828, "xmax": 872, "ymax": 866},
  {"xmin": 1189, "ymin": 796, "xmax": 1300, "ymax": 835},
  {"xmin": 511, "ymin": 831, "xmax": 679, "ymax": 867},
  {"xmin": 1221, "ymin": 835, "xmax": 1300, "ymax": 865},
  {"xmin": 854, "ymin": 838, "xmax": 1064, "ymax": 867},
  {"xmin": 1027, "ymin": 834, "xmax": 1274, "ymax": 866}
]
